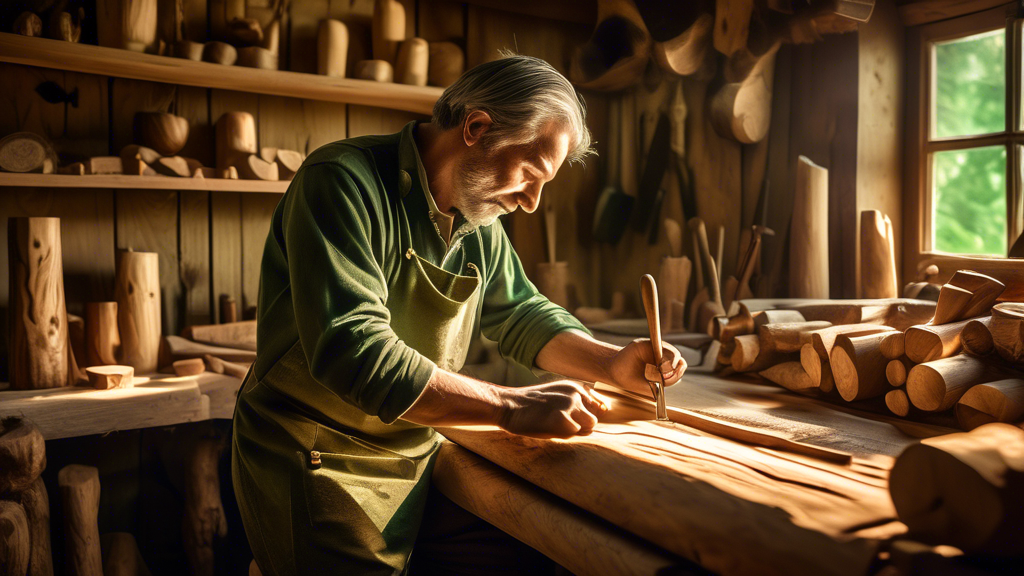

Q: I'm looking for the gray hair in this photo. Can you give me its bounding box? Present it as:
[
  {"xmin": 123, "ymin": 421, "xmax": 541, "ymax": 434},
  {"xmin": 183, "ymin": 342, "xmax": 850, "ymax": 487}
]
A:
[{"xmin": 432, "ymin": 52, "xmax": 594, "ymax": 165}]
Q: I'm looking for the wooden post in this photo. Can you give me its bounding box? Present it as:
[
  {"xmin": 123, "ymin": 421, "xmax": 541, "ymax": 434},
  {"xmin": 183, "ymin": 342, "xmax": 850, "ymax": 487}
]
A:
[
  {"xmin": 0, "ymin": 418, "xmax": 47, "ymax": 496},
  {"xmin": 317, "ymin": 19, "xmax": 349, "ymax": 78},
  {"xmin": 860, "ymin": 210, "xmax": 898, "ymax": 299},
  {"xmin": 830, "ymin": 331, "xmax": 893, "ymax": 402},
  {"xmin": 956, "ymin": 379, "xmax": 1024, "ymax": 430},
  {"xmin": 183, "ymin": 436, "xmax": 228, "ymax": 576},
  {"xmin": 58, "ymin": 465, "xmax": 103, "ymax": 576},
  {"xmin": 9, "ymin": 217, "xmax": 71, "ymax": 390},
  {"xmin": 215, "ymin": 112, "xmax": 257, "ymax": 173},
  {"xmin": 906, "ymin": 354, "xmax": 1010, "ymax": 412},
  {"xmin": 905, "ymin": 318, "xmax": 973, "ymax": 363},
  {"xmin": 395, "ymin": 38, "xmax": 429, "ymax": 87},
  {"xmin": 789, "ymin": 156, "xmax": 829, "ymax": 299},
  {"xmin": 0, "ymin": 500, "xmax": 30, "ymax": 576},
  {"xmin": 20, "ymin": 476, "xmax": 54, "ymax": 576},
  {"xmin": 372, "ymin": 0, "xmax": 406, "ymax": 65},
  {"xmin": 85, "ymin": 302, "xmax": 120, "ymax": 367},
  {"xmin": 889, "ymin": 423, "xmax": 1024, "ymax": 555},
  {"xmin": 115, "ymin": 251, "xmax": 161, "ymax": 374}
]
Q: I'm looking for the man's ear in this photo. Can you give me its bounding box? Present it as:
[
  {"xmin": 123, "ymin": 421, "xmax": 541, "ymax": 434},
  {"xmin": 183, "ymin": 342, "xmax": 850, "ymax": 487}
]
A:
[{"xmin": 463, "ymin": 110, "xmax": 493, "ymax": 147}]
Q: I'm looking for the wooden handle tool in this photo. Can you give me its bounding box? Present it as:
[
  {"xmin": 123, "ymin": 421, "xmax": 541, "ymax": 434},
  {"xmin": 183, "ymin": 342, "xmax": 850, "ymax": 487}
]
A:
[{"xmin": 640, "ymin": 274, "xmax": 669, "ymax": 421}]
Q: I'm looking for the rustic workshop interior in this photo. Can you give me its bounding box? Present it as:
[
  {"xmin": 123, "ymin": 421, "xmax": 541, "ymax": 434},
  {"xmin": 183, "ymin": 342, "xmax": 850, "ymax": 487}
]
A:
[{"xmin": 2, "ymin": 0, "xmax": 1024, "ymax": 574}]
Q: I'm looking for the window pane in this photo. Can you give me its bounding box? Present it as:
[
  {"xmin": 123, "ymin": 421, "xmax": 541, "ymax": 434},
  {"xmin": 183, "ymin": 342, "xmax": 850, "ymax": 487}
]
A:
[
  {"xmin": 934, "ymin": 29, "xmax": 1005, "ymax": 138},
  {"xmin": 932, "ymin": 146, "xmax": 1007, "ymax": 255}
]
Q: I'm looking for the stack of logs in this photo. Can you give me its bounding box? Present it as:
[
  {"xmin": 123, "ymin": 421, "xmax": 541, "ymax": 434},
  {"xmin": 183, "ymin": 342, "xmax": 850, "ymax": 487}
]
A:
[{"xmin": 713, "ymin": 269, "xmax": 1024, "ymax": 430}]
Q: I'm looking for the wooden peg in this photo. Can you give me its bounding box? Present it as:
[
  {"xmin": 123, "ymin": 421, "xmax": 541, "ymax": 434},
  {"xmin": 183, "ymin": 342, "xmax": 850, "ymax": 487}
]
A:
[{"xmin": 317, "ymin": 19, "xmax": 349, "ymax": 78}]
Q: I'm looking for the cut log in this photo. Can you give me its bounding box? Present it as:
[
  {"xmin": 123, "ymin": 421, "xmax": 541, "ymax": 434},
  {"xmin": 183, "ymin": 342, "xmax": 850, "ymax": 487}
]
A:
[
  {"xmin": 790, "ymin": 156, "xmax": 829, "ymax": 299},
  {"xmin": 830, "ymin": 331, "xmax": 894, "ymax": 402},
  {"xmin": 757, "ymin": 321, "xmax": 832, "ymax": 353},
  {"xmin": 860, "ymin": 210, "xmax": 898, "ymax": 299},
  {"xmin": 58, "ymin": 465, "xmax": 103, "ymax": 576},
  {"xmin": 172, "ymin": 358, "xmax": 205, "ymax": 377},
  {"xmin": 354, "ymin": 60, "xmax": 394, "ymax": 82},
  {"xmin": 804, "ymin": 324, "xmax": 893, "ymax": 359},
  {"xmin": 101, "ymin": 532, "xmax": 152, "ymax": 576},
  {"xmin": 800, "ymin": 343, "xmax": 834, "ymax": 393},
  {"xmin": 214, "ymin": 112, "xmax": 257, "ymax": 172},
  {"xmin": 182, "ymin": 320, "xmax": 256, "ymax": 351},
  {"xmin": 203, "ymin": 355, "xmax": 250, "ymax": 379},
  {"xmin": 115, "ymin": 251, "xmax": 161, "ymax": 373},
  {"xmin": 785, "ymin": 299, "xmax": 936, "ymax": 331},
  {"xmin": 0, "ymin": 417, "xmax": 46, "ymax": 494},
  {"xmin": 0, "ymin": 132, "xmax": 56, "ymax": 173},
  {"xmin": 879, "ymin": 332, "xmax": 904, "ymax": 360},
  {"xmin": 395, "ymin": 37, "xmax": 429, "ymax": 87},
  {"xmin": 905, "ymin": 318, "xmax": 973, "ymax": 363},
  {"xmin": 85, "ymin": 366, "xmax": 134, "ymax": 390},
  {"xmin": 164, "ymin": 335, "xmax": 256, "ymax": 364},
  {"xmin": 654, "ymin": 13, "xmax": 713, "ymax": 76},
  {"xmin": 20, "ymin": 476, "xmax": 53, "ymax": 576},
  {"xmin": 989, "ymin": 302, "xmax": 1024, "ymax": 363},
  {"xmin": 759, "ymin": 361, "xmax": 816, "ymax": 393},
  {"xmin": 133, "ymin": 112, "xmax": 188, "ymax": 156},
  {"xmin": 906, "ymin": 354, "xmax": 1011, "ymax": 412},
  {"xmin": 9, "ymin": 217, "xmax": 71, "ymax": 389},
  {"xmin": 183, "ymin": 435, "xmax": 228, "ymax": 576},
  {"xmin": 85, "ymin": 302, "xmax": 119, "ymax": 367},
  {"xmin": 889, "ymin": 423, "xmax": 1024, "ymax": 555},
  {"xmin": 0, "ymin": 500, "xmax": 30, "ymax": 576},
  {"xmin": 428, "ymin": 41, "xmax": 465, "ymax": 87},
  {"xmin": 956, "ymin": 379, "xmax": 1024, "ymax": 430},
  {"xmin": 731, "ymin": 334, "xmax": 795, "ymax": 372},
  {"xmin": 372, "ymin": 0, "xmax": 406, "ymax": 64},
  {"xmin": 961, "ymin": 317, "xmax": 995, "ymax": 357},
  {"xmin": 885, "ymin": 389, "xmax": 911, "ymax": 417},
  {"xmin": 931, "ymin": 283, "xmax": 973, "ymax": 326},
  {"xmin": 316, "ymin": 18, "xmax": 349, "ymax": 78},
  {"xmin": 886, "ymin": 358, "xmax": 912, "ymax": 387},
  {"xmin": 949, "ymin": 270, "xmax": 1005, "ymax": 319}
]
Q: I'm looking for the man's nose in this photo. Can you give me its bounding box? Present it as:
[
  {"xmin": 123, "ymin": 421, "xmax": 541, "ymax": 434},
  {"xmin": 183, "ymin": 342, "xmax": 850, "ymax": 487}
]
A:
[{"xmin": 518, "ymin": 183, "xmax": 543, "ymax": 213}]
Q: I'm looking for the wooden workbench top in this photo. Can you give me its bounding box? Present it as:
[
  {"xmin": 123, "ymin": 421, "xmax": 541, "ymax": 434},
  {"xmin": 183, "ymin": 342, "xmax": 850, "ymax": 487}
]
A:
[{"xmin": 437, "ymin": 370, "xmax": 957, "ymax": 576}]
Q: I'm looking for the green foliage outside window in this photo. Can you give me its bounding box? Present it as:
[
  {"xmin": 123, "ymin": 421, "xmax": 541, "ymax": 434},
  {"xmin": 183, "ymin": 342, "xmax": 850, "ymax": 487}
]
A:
[{"xmin": 932, "ymin": 30, "xmax": 1007, "ymax": 256}]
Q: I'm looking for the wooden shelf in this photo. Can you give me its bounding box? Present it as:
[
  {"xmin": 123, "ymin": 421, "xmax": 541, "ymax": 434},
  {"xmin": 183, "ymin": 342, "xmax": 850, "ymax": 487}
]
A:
[
  {"xmin": 0, "ymin": 33, "xmax": 441, "ymax": 115},
  {"xmin": 0, "ymin": 172, "xmax": 288, "ymax": 193},
  {"xmin": 0, "ymin": 372, "xmax": 240, "ymax": 440}
]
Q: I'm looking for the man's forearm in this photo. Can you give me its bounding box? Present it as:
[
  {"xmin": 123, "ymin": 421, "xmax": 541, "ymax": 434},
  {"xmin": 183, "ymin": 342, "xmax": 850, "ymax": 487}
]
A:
[
  {"xmin": 534, "ymin": 329, "xmax": 619, "ymax": 384},
  {"xmin": 399, "ymin": 368, "xmax": 509, "ymax": 428}
]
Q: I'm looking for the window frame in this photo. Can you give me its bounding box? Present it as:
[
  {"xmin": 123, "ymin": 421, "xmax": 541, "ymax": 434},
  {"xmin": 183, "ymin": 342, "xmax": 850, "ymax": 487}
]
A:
[{"xmin": 904, "ymin": 2, "xmax": 1024, "ymax": 279}]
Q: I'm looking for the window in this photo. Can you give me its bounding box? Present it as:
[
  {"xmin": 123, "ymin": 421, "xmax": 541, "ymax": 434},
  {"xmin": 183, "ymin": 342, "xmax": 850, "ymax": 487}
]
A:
[{"xmin": 906, "ymin": 4, "xmax": 1023, "ymax": 267}]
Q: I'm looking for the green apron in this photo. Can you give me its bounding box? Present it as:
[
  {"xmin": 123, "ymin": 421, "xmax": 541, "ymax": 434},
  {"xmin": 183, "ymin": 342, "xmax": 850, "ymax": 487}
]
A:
[{"xmin": 232, "ymin": 248, "xmax": 481, "ymax": 575}]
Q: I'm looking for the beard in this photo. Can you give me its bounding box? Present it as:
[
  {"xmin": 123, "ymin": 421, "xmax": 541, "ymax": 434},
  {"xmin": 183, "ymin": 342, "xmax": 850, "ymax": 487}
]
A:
[{"xmin": 452, "ymin": 146, "xmax": 511, "ymax": 228}]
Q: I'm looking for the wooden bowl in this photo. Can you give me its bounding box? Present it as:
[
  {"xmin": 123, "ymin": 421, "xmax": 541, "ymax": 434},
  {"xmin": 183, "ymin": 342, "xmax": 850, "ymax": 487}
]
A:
[
  {"xmin": 990, "ymin": 303, "xmax": 1024, "ymax": 363},
  {"xmin": 133, "ymin": 112, "xmax": 189, "ymax": 156}
]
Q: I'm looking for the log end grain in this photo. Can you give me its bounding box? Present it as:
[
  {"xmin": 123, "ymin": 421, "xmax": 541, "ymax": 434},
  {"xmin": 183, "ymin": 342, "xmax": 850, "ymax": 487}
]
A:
[
  {"xmin": 880, "ymin": 332, "xmax": 905, "ymax": 360},
  {"xmin": 885, "ymin": 389, "xmax": 910, "ymax": 417},
  {"xmin": 886, "ymin": 359, "xmax": 909, "ymax": 388}
]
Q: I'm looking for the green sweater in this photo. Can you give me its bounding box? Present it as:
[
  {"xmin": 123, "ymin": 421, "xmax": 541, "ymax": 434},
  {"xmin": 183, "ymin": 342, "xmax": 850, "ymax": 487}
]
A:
[{"xmin": 253, "ymin": 122, "xmax": 587, "ymax": 424}]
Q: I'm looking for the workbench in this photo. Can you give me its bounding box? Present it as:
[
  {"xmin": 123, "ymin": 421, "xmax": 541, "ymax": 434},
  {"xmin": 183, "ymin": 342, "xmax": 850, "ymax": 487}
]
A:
[{"xmin": 434, "ymin": 368, "xmax": 957, "ymax": 576}]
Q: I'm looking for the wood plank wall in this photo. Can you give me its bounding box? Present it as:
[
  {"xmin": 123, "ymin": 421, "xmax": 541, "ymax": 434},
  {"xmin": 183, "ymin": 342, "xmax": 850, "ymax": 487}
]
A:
[{"xmin": 0, "ymin": 0, "xmax": 794, "ymax": 370}]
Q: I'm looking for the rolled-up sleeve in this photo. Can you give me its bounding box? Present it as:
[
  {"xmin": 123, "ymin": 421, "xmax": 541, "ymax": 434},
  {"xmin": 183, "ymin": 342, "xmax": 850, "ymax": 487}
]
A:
[
  {"xmin": 283, "ymin": 161, "xmax": 435, "ymax": 424},
  {"xmin": 478, "ymin": 224, "xmax": 589, "ymax": 369}
]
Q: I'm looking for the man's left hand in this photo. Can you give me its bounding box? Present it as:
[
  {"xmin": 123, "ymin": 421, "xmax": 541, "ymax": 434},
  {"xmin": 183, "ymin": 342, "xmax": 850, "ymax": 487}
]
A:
[{"xmin": 606, "ymin": 339, "xmax": 686, "ymax": 397}]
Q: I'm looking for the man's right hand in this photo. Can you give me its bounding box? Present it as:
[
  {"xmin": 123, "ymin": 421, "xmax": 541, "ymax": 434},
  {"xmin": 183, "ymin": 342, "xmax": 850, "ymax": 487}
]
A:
[{"xmin": 498, "ymin": 381, "xmax": 608, "ymax": 439}]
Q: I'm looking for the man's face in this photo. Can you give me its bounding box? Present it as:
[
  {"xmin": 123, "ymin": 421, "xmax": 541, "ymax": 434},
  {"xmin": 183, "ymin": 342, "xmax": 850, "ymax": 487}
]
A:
[{"xmin": 452, "ymin": 121, "xmax": 571, "ymax": 227}]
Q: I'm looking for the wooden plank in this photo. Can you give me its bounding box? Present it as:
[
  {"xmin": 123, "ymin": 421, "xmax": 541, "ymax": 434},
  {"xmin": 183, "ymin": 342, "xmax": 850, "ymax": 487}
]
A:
[
  {"xmin": 441, "ymin": 0, "xmax": 595, "ymax": 25},
  {"xmin": 0, "ymin": 63, "xmax": 66, "ymax": 152},
  {"xmin": 418, "ymin": 0, "xmax": 465, "ymax": 41},
  {"xmin": 438, "ymin": 417, "xmax": 897, "ymax": 576},
  {"xmin": 0, "ymin": 173, "xmax": 287, "ymax": 193},
  {"xmin": 115, "ymin": 191, "xmax": 181, "ymax": 336},
  {"xmin": 898, "ymin": 0, "xmax": 1009, "ymax": 26},
  {"xmin": 0, "ymin": 375, "xmax": 208, "ymax": 440},
  {"xmin": 240, "ymin": 194, "xmax": 280, "ymax": 314},
  {"xmin": 182, "ymin": 0, "xmax": 209, "ymax": 44},
  {"xmin": 175, "ymin": 85, "xmax": 215, "ymax": 168},
  {"xmin": 433, "ymin": 442, "xmax": 695, "ymax": 576},
  {"xmin": 0, "ymin": 35, "xmax": 443, "ymax": 115},
  {"xmin": 346, "ymin": 105, "xmax": 424, "ymax": 137},
  {"xmin": 257, "ymin": 95, "xmax": 347, "ymax": 156}
]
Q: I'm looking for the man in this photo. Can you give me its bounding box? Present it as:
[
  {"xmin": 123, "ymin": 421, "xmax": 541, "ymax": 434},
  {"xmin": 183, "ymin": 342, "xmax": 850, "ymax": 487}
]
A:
[{"xmin": 232, "ymin": 54, "xmax": 685, "ymax": 575}]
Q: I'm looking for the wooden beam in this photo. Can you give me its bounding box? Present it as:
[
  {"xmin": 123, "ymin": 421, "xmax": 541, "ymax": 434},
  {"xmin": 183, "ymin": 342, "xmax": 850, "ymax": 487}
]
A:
[{"xmin": 897, "ymin": 0, "xmax": 1010, "ymax": 27}]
